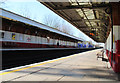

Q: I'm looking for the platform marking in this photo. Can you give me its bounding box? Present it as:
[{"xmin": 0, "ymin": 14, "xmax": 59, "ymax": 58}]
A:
[{"xmin": 0, "ymin": 53, "xmax": 79, "ymax": 75}]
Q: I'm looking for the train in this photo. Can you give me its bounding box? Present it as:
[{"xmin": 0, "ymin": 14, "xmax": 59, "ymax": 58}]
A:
[
  {"xmin": 0, "ymin": 8, "xmax": 95, "ymax": 49},
  {"xmin": 0, "ymin": 30, "xmax": 78, "ymax": 48},
  {"xmin": 77, "ymin": 41, "xmax": 94, "ymax": 48},
  {"xmin": 0, "ymin": 30, "xmax": 94, "ymax": 48},
  {"xmin": 0, "ymin": 24, "xmax": 94, "ymax": 49}
]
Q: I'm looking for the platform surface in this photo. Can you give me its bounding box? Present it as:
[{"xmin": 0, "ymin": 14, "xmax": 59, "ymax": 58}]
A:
[{"xmin": 0, "ymin": 49, "xmax": 118, "ymax": 81}]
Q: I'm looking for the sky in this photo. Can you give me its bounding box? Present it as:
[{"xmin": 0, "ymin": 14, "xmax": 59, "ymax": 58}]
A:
[{"xmin": 0, "ymin": 0, "xmax": 99, "ymax": 45}]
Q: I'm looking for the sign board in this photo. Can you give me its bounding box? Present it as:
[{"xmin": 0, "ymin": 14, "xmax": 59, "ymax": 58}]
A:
[
  {"xmin": 27, "ymin": 37, "xmax": 31, "ymax": 42},
  {"xmin": 12, "ymin": 33, "xmax": 16, "ymax": 40}
]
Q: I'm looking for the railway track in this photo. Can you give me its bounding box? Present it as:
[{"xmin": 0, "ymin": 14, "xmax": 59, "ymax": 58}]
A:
[{"xmin": 1, "ymin": 48, "xmax": 98, "ymax": 70}]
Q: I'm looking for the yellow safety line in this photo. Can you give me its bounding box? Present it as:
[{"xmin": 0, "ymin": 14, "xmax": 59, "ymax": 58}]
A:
[{"xmin": 0, "ymin": 54, "xmax": 77, "ymax": 75}]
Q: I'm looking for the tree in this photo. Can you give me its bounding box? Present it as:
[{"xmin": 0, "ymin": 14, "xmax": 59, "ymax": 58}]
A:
[
  {"xmin": 0, "ymin": 0, "xmax": 6, "ymax": 4},
  {"xmin": 42, "ymin": 14, "xmax": 73, "ymax": 35},
  {"xmin": 0, "ymin": 0, "xmax": 7, "ymax": 7},
  {"xmin": 17, "ymin": 4, "xmax": 31, "ymax": 18},
  {"xmin": 61, "ymin": 21, "xmax": 73, "ymax": 35},
  {"xmin": 42, "ymin": 14, "xmax": 61, "ymax": 29},
  {"xmin": 17, "ymin": 3, "xmax": 37, "ymax": 20}
]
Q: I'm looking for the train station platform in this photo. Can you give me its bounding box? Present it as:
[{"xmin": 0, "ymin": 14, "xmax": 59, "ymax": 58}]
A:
[{"xmin": 0, "ymin": 49, "xmax": 119, "ymax": 81}]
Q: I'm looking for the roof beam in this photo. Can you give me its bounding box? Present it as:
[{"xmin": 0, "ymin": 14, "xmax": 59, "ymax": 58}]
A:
[
  {"xmin": 77, "ymin": 26, "xmax": 88, "ymax": 28},
  {"xmin": 55, "ymin": 4, "xmax": 109, "ymax": 10},
  {"xmin": 71, "ymin": 19, "xmax": 105, "ymax": 23},
  {"xmin": 78, "ymin": 26, "xmax": 103, "ymax": 29}
]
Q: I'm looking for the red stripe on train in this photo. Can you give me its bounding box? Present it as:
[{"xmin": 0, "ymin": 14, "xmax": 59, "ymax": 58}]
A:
[{"xmin": 1, "ymin": 41, "xmax": 76, "ymax": 48}]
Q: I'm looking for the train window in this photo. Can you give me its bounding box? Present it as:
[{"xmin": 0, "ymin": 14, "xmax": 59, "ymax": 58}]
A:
[
  {"xmin": 25, "ymin": 29, "xmax": 31, "ymax": 35},
  {"xmin": 1, "ymin": 32, "xmax": 4, "ymax": 38},
  {"xmin": 19, "ymin": 34, "xmax": 23, "ymax": 41}
]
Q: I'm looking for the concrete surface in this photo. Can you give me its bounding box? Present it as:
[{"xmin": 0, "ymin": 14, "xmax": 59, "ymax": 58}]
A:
[{"xmin": 0, "ymin": 49, "xmax": 118, "ymax": 81}]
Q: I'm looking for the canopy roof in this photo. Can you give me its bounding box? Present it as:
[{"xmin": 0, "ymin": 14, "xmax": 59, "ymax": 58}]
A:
[{"xmin": 39, "ymin": 0, "xmax": 111, "ymax": 43}]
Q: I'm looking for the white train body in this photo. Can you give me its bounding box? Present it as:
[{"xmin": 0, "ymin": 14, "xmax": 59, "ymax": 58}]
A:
[{"xmin": 0, "ymin": 30, "xmax": 78, "ymax": 48}]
